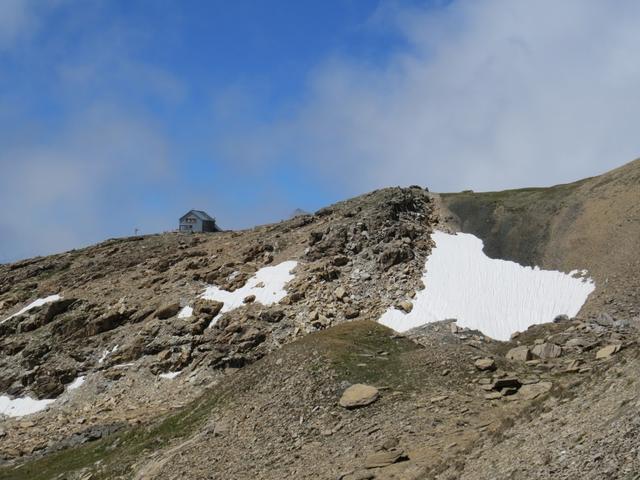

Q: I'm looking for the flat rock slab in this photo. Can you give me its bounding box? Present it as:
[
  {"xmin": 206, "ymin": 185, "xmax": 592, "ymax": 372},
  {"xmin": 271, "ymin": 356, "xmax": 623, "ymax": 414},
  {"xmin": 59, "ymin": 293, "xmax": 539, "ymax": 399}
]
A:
[
  {"xmin": 474, "ymin": 357, "xmax": 496, "ymax": 371},
  {"xmin": 365, "ymin": 448, "xmax": 406, "ymax": 468},
  {"xmin": 532, "ymin": 343, "xmax": 562, "ymax": 359},
  {"xmin": 339, "ymin": 384, "xmax": 379, "ymax": 409},
  {"xmin": 518, "ymin": 381, "xmax": 552, "ymax": 400},
  {"xmin": 596, "ymin": 344, "xmax": 621, "ymax": 359}
]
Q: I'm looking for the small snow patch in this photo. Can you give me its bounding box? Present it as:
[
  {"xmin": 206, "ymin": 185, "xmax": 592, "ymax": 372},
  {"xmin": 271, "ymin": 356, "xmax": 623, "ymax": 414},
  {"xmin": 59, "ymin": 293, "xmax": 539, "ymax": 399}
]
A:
[
  {"xmin": 67, "ymin": 376, "xmax": 86, "ymax": 391},
  {"xmin": 0, "ymin": 396, "xmax": 55, "ymax": 418},
  {"xmin": 202, "ymin": 260, "xmax": 297, "ymax": 326},
  {"xmin": 379, "ymin": 231, "xmax": 595, "ymax": 341},
  {"xmin": 159, "ymin": 371, "xmax": 181, "ymax": 379},
  {"xmin": 98, "ymin": 345, "xmax": 119, "ymax": 364},
  {"xmin": 178, "ymin": 306, "xmax": 193, "ymax": 319},
  {"xmin": 1, "ymin": 294, "xmax": 61, "ymax": 324}
]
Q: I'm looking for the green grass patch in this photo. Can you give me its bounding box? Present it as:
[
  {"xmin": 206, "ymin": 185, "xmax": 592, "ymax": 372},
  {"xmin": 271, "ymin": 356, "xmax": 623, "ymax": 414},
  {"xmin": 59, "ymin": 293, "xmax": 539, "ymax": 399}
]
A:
[{"xmin": 299, "ymin": 320, "xmax": 422, "ymax": 389}]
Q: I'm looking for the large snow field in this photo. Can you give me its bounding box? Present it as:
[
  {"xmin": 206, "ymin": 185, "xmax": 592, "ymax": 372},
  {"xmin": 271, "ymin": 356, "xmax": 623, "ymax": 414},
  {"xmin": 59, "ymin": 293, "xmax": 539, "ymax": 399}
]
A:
[
  {"xmin": 1, "ymin": 294, "xmax": 61, "ymax": 324},
  {"xmin": 201, "ymin": 260, "xmax": 297, "ymax": 326},
  {"xmin": 379, "ymin": 231, "xmax": 595, "ymax": 341}
]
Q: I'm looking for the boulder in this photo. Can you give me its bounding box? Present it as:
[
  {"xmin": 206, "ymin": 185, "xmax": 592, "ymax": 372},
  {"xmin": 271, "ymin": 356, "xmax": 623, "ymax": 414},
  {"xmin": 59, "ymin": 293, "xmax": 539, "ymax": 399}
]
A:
[
  {"xmin": 344, "ymin": 307, "xmax": 360, "ymax": 319},
  {"xmin": 492, "ymin": 377, "xmax": 521, "ymax": 390},
  {"xmin": 378, "ymin": 243, "xmax": 414, "ymax": 270},
  {"xmin": 506, "ymin": 345, "xmax": 532, "ymax": 362},
  {"xmin": 335, "ymin": 287, "xmax": 347, "ymax": 301},
  {"xmin": 594, "ymin": 312, "xmax": 614, "ymax": 327},
  {"xmin": 31, "ymin": 377, "xmax": 64, "ymax": 399},
  {"xmin": 518, "ymin": 382, "xmax": 552, "ymax": 400},
  {"xmin": 193, "ymin": 299, "xmax": 223, "ymax": 320},
  {"xmin": 474, "ymin": 358, "xmax": 496, "ymax": 371},
  {"xmin": 87, "ymin": 312, "xmax": 127, "ymax": 336},
  {"xmin": 243, "ymin": 295, "xmax": 256, "ymax": 304},
  {"xmin": 553, "ymin": 314, "xmax": 570, "ymax": 323},
  {"xmin": 155, "ymin": 302, "xmax": 181, "ymax": 320},
  {"xmin": 258, "ymin": 309, "xmax": 285, "ymax": 323},
  {"xmin": 531, "ymin": 343, "xmax": 562, "ymax": 359},
  {"xmin": 596, "ymin": 344, "xmax": 621, "ymax": 359},
  {"xmin": 339, "ymin": 384, "xmax": 379, "ymax": 409},
  {"xmin": 332, "ymin": 256, "xmax": 349, "ymax": 267},
  {"xmin": 396, "ymin": 300, "xmax": 413, "ymax": 313},
  {"xmin": 16, "ymin": 298, "xmax": 77, "ymax": 333}
]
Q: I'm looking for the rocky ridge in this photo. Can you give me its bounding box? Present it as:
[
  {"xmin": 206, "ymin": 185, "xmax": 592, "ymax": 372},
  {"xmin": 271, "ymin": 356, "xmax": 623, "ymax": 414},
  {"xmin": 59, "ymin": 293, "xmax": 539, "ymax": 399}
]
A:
[{"xmin": 0, "ymin": 187, "xmax": 436, "ymax": 463}]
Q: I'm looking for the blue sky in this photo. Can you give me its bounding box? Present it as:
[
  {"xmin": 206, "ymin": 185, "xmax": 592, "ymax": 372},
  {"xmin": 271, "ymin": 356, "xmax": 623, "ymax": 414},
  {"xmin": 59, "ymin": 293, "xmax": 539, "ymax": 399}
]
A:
[{"xmin": 2, "ymin": 0, "xmax": 640, "ymax": 262}]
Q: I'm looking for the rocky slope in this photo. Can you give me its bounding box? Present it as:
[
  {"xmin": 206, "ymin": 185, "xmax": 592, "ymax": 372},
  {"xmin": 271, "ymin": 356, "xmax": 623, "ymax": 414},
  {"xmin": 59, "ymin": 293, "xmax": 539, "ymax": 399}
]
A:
[
  {"xmin": 0, "ymin": 187, "xmax": 436, "ymax": 466},
  {"xmin": 0, "ymin": 160, "xmax": 638, "ymax": 479}
]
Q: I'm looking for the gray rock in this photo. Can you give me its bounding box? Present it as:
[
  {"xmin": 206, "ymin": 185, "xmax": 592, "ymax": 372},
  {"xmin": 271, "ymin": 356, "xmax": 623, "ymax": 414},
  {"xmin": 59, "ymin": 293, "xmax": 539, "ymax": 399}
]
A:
[
  {"xmin": 506, "ymin": 345, "xmax": 532, "ymax": 362},
  {"xmin": 474, "ymin": 358, "xmax": 496, "ymax": 371},
  {"xmin": 594, "ymin": 312, "xmax": 614, "ymax": 327},
  {"xmin": 531, "ymin": 343, "xmax": 562, "ymax": 359}
]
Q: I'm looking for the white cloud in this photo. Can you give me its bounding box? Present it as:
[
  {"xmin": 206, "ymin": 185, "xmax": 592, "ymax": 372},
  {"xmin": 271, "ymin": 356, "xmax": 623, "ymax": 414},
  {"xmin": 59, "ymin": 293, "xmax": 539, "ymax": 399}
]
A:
[
  {"xmin": 0, "ymin": 0, "xmax": 37, "ymax": 49},
  {"xmin": 0, "ymin": 105, "xmax": 173, "ymax": 261},
  {"xmin": 233, "ymin": 0, "xmax": 640, "ymax": 193},
  {"xmin": 0, "ymin": 0, "xmax": 63, "ymax": 51}
]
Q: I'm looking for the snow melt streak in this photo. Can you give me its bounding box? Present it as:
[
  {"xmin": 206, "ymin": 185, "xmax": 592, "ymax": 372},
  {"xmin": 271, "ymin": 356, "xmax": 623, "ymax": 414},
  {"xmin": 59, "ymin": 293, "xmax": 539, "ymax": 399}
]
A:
[
  {"xmin": 379, "ymin": 231, "xmax": 595, "ymax": 341},
  {"xmin": 201, "ymin": 260, "xmax": 297, "ymax": 325}
]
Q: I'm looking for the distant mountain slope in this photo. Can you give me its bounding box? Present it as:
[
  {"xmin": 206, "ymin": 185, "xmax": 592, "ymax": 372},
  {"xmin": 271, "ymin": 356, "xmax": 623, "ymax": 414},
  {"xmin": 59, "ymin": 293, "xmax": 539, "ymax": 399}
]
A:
[{"xmin": 440, "ymin": 158, "xmax": 640, "ymax": 318}]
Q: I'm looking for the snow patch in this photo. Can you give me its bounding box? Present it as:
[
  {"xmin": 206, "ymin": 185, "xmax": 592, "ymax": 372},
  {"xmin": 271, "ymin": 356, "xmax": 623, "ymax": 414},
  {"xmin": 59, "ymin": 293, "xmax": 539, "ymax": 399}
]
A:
[
  {"xmin": 201, "ymin": 260, "xmax": 297, "ymax": 326},
  {"xmin": 379, "ymin": 231, "xmax": 595, "ymax": 341},
  {"xmin": 0, "ymin": 396, "xmax": 55, "ymax": 418},
  {"xmin": 178, "ymin": 306, "xmax": 193, "ymax": 318},
  {"xmin": 1, "ymin": 374, "xmax": 88, "ymax": 418},
  {"xmin": 159, "ymin": 371, "xmax": 181, "ymax": 379},
  {"xmin": 67, "ymin": 376, "xmax": 86, "ymax": 391},
  {"xmin": 1, "ymin": 294, "xmax": 61, "ymax": 324},
  {"xmin": 98, "ymin": 345, "xmax": 118, "ymax": 364}
]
